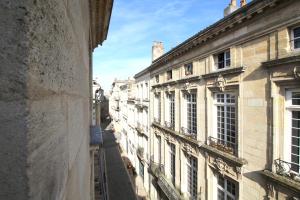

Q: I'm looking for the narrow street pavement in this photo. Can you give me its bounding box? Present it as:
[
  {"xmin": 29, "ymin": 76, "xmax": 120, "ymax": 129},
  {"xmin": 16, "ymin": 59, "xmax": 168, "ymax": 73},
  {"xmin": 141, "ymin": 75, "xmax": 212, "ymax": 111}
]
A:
[{"xmin": 102, "ymin": 124, "xmax": 137, "ymax": 200}]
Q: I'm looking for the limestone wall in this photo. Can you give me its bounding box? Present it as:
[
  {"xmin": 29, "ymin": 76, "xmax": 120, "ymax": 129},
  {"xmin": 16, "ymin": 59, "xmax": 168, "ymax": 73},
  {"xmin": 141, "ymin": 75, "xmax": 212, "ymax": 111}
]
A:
[{"xmin": 0, "ymin": 0, "xmax": 92, "ymax": 199}]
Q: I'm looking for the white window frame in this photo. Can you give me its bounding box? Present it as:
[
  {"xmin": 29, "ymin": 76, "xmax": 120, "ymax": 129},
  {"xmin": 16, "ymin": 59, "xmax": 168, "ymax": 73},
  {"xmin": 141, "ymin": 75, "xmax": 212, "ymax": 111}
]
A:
[
  {"xmin": 169, "ymin": 143, "xmax": 176, "ymax": 185},
  {"xmin": 213, "ymin": 92, "xmax": 237, "ymax": 154},
  {"xmin": 285, "ymin": 89, "xmax": 300, "ymax": 174},
  {"xmin": 154, "ymin": 93, "xmax": 161, "ymax": 123},
  {"xmin": 184, "ymin": 63, "xmax": 193, "ymax": 76},
  {"xmin": 183, "ymin": 92, "xmax": 197, "ymax": 137},
  {"xmin": 165, "ymin": 92, "xmax": 175, "ymax": 128},
  {"xmin": 291, "ymin": 27, "xmax": 300, "ymax": 50},
  {"xmin": 216, "ymin": 175, "xmax": 238, "ymax": 200},
  {"xmin": 187, "ymin": 155, "xmax": 198, "ymax": 199},
  {"xmin": 215, "ymin": 50, "xmax": 231, "ymax": 70}
]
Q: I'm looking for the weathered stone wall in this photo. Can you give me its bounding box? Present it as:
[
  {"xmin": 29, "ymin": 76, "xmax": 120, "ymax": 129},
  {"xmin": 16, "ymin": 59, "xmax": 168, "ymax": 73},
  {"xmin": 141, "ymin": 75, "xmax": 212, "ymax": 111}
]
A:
[
  {"xmin": 0, "ymin": 0, "xmax": 29, "ymax": 199},
  {"xmin": 0, "ymin": 0, "xmax": 92, "ymax": 199}
]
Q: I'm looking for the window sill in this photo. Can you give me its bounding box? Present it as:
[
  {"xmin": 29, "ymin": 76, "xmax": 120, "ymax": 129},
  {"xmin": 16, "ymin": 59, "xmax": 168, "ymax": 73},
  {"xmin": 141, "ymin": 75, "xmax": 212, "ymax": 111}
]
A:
[
  {"xmin": 262, "ymin": 54, "xmax": 300, "ymax": 68},
  {"xmin": 152, "ymin": 122, "xmax": 200, "ymax": 147},
  {"xmin": 202, "ymin": 66, "xmax": 246, "ymax": 79},
  {"xmin": 201, "ymin": 144, "xmax": 247, "ymax": 167},
  {"xmin": 261, "ymin": 170, "xmax": 300, "ymax": 193}
]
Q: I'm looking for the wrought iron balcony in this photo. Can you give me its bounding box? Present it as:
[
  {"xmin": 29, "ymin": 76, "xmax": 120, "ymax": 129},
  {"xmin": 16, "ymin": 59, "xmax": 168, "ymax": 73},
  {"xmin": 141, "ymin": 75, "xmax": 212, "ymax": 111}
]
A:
[
  {"xmin": 274, "ymin": 159, "xmax": 300, "ymax": 182},
  {"xmin": 149, "ymin": 159, "xmax": 165, "ymax": 177},
  {"xmin": 136, "ymin": 122, "xmax": 144, "ymax": 133},
  {"xmin": 207, "ymin": 136, "xmax": 237, "ymax": 155},
  {"xmin": 149, "ymin": 159, "xmax": 183, "ymax": 200},
  {"xmin": 154, "ymin": 117, "xmax": 161, "ymax": 124},
  {"xmin": 137, "ymin": 147, "xmax": 144, "ymax": 159},
  {"xmin": 164, "ymin": 121, "xmax": 175, "ymax": 130},
  {"xmin": 180, "ymin": 127, "xmax": 197, "ymax": 139}
]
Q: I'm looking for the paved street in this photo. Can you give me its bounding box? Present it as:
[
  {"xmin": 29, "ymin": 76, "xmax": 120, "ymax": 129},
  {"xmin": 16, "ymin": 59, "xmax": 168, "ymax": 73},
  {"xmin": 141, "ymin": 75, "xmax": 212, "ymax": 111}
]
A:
[{"xmin": 103, "ymin": 127, "xmax": 137, "ymax": 200}]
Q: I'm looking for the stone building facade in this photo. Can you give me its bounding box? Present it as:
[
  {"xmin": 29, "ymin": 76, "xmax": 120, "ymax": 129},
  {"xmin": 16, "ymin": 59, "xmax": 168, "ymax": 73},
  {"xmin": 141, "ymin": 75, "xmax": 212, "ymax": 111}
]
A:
[
  {"xmin": 130, "ymin": 0, "xmax": 300, "ymax": 199},
  {"xmin": 0, "ymin": 0, "xmax": 113, "ymax": 199}
]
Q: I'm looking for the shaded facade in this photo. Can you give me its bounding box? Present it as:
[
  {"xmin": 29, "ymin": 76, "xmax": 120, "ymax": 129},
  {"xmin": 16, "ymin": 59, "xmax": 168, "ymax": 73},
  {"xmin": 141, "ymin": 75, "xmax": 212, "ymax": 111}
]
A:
[{"xmin": 130, "ymin": 0, "xmax": 300, "ymax": 199}]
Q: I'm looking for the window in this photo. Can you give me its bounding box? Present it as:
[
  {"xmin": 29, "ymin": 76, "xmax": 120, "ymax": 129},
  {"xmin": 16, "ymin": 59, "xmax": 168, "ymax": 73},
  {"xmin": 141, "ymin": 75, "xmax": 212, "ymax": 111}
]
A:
[
  {"xmin": 216, "ymin": 50, "xmax": 230, "ymax": 69},
  {"xmin": 139, "ymin": 160, "xmax": 144, "ymax": 182},
  {"xmin": 169, "ymin": 143, "xmax": 176, "ymax": 185},
  {"xmin": 185, "ymin": 63, "xmax": 193, "ymax": 76},
  {"xmin": 292, "ymin": 27, "xmax": 300, "ymax": 50},
  {"xmin": 187, "ymin": 155, "xmax": 198, "ymax": 199},
  {"xmin": 167, "ymin": 70, "xmax": 173, "ymax": 80},
  {"xmin": 158, "ymin": 136, "xmax": 161, "ymax": 164},
  {"xmin": 183, "ymin": 93, "xmax": 197, "ymax": 138},
  {"xmin": 166, "ymin": 92, "xmax": 175, "ymax": 129},
  {"xmin": 286, "ymin": 90, "xmax": 300, "ymax": 173},
  {"xmin": 155, "ymin": 93, "xmax": 161, "ymax": 123},
  {"xmin": 155, "ymin": 75, "xmax": 159, "ymax": 83},
  {"xmin": 217, "ymin": 175, "xmax": 237, "ymax": 200},
  {"xmin": 215, "ymin": 93, "xmax": 237, "ymax": 154}
]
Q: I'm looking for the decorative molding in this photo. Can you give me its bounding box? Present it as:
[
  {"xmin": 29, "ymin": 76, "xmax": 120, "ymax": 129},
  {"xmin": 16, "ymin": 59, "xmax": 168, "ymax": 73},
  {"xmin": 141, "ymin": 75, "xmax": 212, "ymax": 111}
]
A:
[
  {"xmin": 202, "ymin": 66, "xmax": 246, "ymax": 79},
  {"xmin": 262, "ymin": 55, "xmax": 300, "ymax": 68},
  {"xmin": 215, "ymin": 75, "xmax": 227, "ymax": 92},
  {"xmin": 293, "ymin": 66, "xmax": 300, "ymax": 79},
  {"xmin": 214, "ymin": 158, "xmax": 229, "ymax": 175},
  {"xmin": 266, "ymin": 183, "xmax": 274, "ymax": 198}
]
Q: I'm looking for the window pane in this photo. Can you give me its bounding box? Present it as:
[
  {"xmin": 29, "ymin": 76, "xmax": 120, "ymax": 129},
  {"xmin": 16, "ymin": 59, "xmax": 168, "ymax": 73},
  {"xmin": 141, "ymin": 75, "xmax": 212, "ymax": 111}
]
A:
[
  {"xmin": 292, "ymin": 92, "xmax": 300, "ymax": 105},
  {"xmin": 218, "ymin": 189, "xmax": 225, "ymax": 200},
  {"xmin": 295, "ymin": 39, "xmax": 300, "ymax": 49},
  {"xmin": 294, "ymin": 27, "xmax": 300, "ymax": 38}
]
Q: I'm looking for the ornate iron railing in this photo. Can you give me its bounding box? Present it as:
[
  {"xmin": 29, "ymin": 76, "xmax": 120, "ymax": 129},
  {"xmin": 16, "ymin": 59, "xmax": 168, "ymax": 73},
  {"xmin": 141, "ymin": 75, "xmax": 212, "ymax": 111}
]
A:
[
  {"xmin": 137, "ymin": 147, "xmax": 144, "ymax": 158},
  {"xmin": 180, "ymin": 127, "xmax": 197, "ymax": 139},
  {"xmin": 207, "ymin": 136, "xmax": 237, "ymax": 155},
  {"xmin": 274, "ymin": 159, "xmax": 300, "ymax": 181},
  {"xmin": 164, "ymin": 121, "xmax": 175, "ymax": 130},
  {"xmin": 149, "ymin": 158, "xmax": 165, "ymax": 177},
  {"xmin": 136, "ymin": 122, "xmax": 144, "ymax": 133},
  {"xmin": 154, "ymin": 117, "xmax": 161, "ymax": 124}
]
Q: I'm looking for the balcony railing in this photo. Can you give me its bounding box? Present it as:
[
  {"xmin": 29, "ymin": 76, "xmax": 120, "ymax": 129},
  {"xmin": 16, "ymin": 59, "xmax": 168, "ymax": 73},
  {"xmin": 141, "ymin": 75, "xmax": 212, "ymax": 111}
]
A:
[
  {"xmin": 180, "ymin": 127, "xmax": 197, "ymax": 139},
  {"xmin": 154, "ymin": 117, "xmax": 161, "ymax": 124},
  {"xmin": 90, "ymin": 125, "xmax": 103, "ymax": 146},
  {"xmin": 137, "ymin": 147, "xmax": 144, "ymax": 158},
  {"xmin": 164, "ymin": 121, "xmax": 175, "ymax": 131},
  {"xmin": 149, "ymin": 158, "xmax": 165, "ymax": 177},
  {"xmin": 274, "ymin": 159, "xmax": 300, "ymax": 182},
  {"xmin": 207, "ymin": 136, "xmax": 237, "ymax": 155},
  {"xmin": 149, "ymin": 159, "xmax": 183, "ymax": 200}
]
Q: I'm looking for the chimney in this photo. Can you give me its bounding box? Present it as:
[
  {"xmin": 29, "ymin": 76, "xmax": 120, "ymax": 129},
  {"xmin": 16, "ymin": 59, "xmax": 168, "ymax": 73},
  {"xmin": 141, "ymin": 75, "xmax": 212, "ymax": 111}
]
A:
[
  {"xmin": 224, "ymin": 0, "xmax": 238, "ymax": 17},
  {"xmin": 152, "ymin": 41, "xmax": 164, "ymax": 62},
  {"xmin": 240, "ymin": 0, "xmax": 247, "ymax": 7}
]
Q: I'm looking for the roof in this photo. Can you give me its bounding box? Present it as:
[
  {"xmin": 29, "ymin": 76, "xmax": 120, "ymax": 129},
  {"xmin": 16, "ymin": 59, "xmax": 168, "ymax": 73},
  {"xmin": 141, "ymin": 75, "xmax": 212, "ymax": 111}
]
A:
[
  {"xmin": 134, "ymin": 0, "xmax": 283, "ymax": 78},
  {"xmin": 90, "ymin": 0, "xmax": 114, "ymax": 49}
]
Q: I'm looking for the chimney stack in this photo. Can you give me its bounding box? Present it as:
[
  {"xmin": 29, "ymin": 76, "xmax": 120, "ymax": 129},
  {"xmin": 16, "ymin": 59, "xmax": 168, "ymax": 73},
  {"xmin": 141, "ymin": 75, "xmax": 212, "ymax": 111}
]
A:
[
  {"xmin": 152, "ymin": 41, "xmax": 164, "ymax": 62},
  {"xmin": 240, "ymin": 0, "xmax": 247, "ymax": 7},
  {"xmin": 224, "ymin": 0, "xmax": 238, "ymax": 17}
]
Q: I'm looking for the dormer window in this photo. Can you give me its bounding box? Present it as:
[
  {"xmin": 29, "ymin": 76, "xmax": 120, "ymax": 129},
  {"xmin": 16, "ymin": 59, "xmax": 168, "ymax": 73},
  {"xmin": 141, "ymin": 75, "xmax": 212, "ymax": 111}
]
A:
[
  {"xmin": 216, "ymin": 50, "xmax": 230, "ymax": 69},
  {"xmin": 292, "ymin": 27, "xmax": 300, "ymax": 50},
  {"xmin": 167, "ymin": 70, "xmax": 172, "ymax": 80},
  {"xmin": 184, "ymin": 63, "xmax": 193, "ymax": 76},
  {"xmin": 155, "ymin": 75, "xmax": 159, "ymax": 83}
]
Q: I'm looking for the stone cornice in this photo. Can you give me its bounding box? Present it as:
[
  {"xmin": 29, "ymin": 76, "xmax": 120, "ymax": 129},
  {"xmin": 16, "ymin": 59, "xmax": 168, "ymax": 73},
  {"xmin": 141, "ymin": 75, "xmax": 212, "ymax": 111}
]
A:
[
  {"xmin": 90, "ymin": 0, "xmax": 113, "ymax": 49},
  {"xmin": 261, "ymin": 170, "xmax": 300, "ymax": 193},
  {"xmin": 202, "ymin": 66, "xmax": 246, "ymax": 79},
  {"xmin": 262, "ymin": 55, "xmax": 300, "ymax": 68},
  {"xmin": 201, "ymin": 145, "xmax": 247, "ymax": 167},
  {"xmin": 152, "ymin": 122, "xmax": 200, "ymax": 148},
  {"xmin": 133, "ymin": 0, "xmax": 285, "ymax": 76},
  {"xmin": 151, "ymin": 75, "xmax": 201, "ymax": 89}
]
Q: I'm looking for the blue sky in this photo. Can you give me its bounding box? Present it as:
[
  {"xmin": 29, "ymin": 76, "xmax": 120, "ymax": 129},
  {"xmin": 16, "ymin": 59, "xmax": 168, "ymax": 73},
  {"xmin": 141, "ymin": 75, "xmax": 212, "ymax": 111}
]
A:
[{"xmin": 93, "ymin": 0, "xmax": 234, "ymax": 92}]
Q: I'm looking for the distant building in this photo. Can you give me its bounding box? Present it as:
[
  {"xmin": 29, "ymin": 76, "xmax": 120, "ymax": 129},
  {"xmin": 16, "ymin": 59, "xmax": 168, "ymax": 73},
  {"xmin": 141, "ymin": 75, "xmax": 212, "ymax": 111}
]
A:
[{"xmin": 117, "ymin": 0, "xmax": 300, "ymax": 199}]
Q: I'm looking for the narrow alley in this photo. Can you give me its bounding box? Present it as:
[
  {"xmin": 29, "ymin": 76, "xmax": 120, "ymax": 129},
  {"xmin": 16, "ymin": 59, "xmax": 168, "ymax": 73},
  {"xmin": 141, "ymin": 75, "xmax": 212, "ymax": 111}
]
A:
[{"xmin": 102, "ymin": 124, "xmax": 137, "ymax": 200}]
